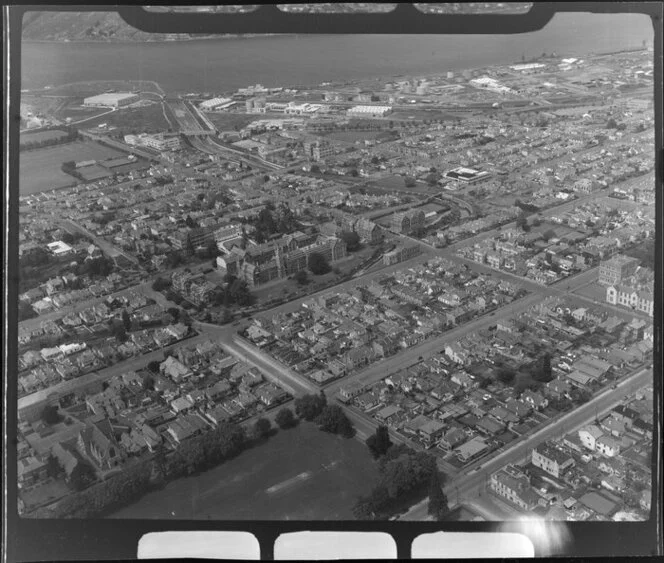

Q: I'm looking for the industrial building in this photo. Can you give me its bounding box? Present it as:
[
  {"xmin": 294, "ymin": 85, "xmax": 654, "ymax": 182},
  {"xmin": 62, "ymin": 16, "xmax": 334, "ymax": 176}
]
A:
[
  {"xmin": 124, "ymin": 133, "xmax": 181, "ymax": 152},
  {"xmin": 346, "ymin": 105, "xmax": 392, "ymax": 118},
  {"xmin": 445, "ymin": 166, "xmax": 492, "ymax": 184},
  {"xmin": 199, "ymin": 97, "xmax": 233, "ymax": 111},
  {"xmin": 83, "ymin": 92, "xmax": 140, "ymax": 108}
]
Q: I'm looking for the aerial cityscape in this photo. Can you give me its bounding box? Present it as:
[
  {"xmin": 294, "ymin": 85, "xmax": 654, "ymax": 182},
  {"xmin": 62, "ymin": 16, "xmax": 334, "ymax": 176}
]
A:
[{"xmin": 15, "ymin": 9, "xmax": 655, "ymax": 524}]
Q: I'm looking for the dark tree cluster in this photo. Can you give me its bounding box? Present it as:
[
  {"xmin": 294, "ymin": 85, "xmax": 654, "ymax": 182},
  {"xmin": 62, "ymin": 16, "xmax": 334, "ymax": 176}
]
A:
[
  {"xmin": 275, "ymin": 407, "xmax": 297, "ymax": 429},
  {"xmin": 340, "ymin": 231, "xmax": 361, "ymax": 252},
  {"xmin": 250, "ymin": 202, "xmax": 300, "ymax": 244},
  {"xmin": 353, "ymin": 444, "xmax": 439, "ymax": 520},
  {"xmin": 21, "ymin": 128, "xmax": 80, "ymax": 152},
  {"xmin": 294, "ymin": 392, "xmax": 327, "ymax": 421},
  {"xmin": 69, "ymin": 460, "xmax": 97, "ymax": 491},
  {"xmin": 151, "ymin": 277, "xmax": 172, "ymax": 292},
  {"xmin": 41, "ymin": 404, "xmax": 63, "ymax": 425},
  {"xmin": 315, "ymin": 405, "xmax": 354, "ymax": 438},
  {"xmin": 366, "ymin": 425, "xmax": 392, "ymax": 459},
  {"xmin": 253, "ymin": 417, "xmax": 272, "ymax": 439},
  {"xmin": 153, "ymin": 175, "xmax": 174, "ymax": 186},
  {"xmin": 308, "ymin": 252, "xmax": 331, "ymax": 275},
  {"xmin": 210, "ymin": 276, "xmax": 255, "ymax": 308},
  {"xmin": 75, "ymin": 255, "xmax": 114, "ymax": 278},
  {"xmin": 496, "ymin": 366, "xmax": 516, "ymax": 385},
  {"xmin": 530, "ymin": 352, "xmax": 553, "ymax": 383}
]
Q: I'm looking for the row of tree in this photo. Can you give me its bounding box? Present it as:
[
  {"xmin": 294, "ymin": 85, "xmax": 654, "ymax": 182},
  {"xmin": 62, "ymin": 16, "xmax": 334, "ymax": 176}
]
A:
[
  {"xmin": 294, "ymin": 393, "xmax": 355, "ymax": 438},
  {"xmin": 20, "ymin": 128, "xmax": 80, "ymax": 152}
]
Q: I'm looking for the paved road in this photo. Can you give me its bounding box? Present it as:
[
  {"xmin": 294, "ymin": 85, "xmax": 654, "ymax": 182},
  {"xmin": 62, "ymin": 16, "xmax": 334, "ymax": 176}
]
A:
[
  {"xmin": 399, "ymin": 367, "xmax": 652, "ymax": 520},
  {"xmin": 60, "ymin": 218, "xmax": 141, "ymax": 267},
  {"xmin": 17, "ymin": 332, "xmax": 216, "ymax": 412},
  {"xmin": 18, "ymin": 280, "xmax": 154, "ymax": 332}
]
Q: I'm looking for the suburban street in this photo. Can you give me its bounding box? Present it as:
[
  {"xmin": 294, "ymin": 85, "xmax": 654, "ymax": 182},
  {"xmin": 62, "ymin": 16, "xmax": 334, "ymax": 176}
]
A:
[
  {"xmin": 399, "ymin": 367, "xmax": 652, "ymax": 520},
  {"xmin": 59, "ymin": 218, "xmax": 141, "ymax": 267}
]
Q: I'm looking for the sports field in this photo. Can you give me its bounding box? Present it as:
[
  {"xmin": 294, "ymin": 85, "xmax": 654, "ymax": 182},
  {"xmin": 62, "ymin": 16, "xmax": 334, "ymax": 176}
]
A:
[
  {"xmin": 109, "ymin": 422, "xmax": 379, "ymax": 520},
  {"xmin": 19, "ymin": 141, "xmax": 125, "ymax": 194}
]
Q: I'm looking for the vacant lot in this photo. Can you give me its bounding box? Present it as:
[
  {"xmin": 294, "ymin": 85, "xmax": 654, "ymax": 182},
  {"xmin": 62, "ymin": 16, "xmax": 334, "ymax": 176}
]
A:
[
  {"xmin": 81, "ymin": 103, "xmax": 171, "ymax": 134},
  {"xmin": 57, "ymin": 105, "xmax": 110, "ymax": 121},
  {"xmin": 20, "ymin": 141, "xmax": 125, "ymax": 195},
  {"xmin": 204, "ymin": 111, "xmax": 259, "ymax": 132},
  {"xmin": 109, "ymin": 422, "xmax": 379, "ymax": 520}
]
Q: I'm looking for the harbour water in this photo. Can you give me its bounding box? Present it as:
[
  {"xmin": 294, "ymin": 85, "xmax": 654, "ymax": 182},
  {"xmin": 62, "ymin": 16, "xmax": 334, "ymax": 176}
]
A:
[{"xmin": 21, "ymin": 13, "xmax": 651, "ymax": 94}]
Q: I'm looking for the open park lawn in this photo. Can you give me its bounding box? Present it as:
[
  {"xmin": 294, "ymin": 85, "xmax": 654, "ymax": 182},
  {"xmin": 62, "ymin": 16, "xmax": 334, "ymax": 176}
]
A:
[
  {"xmin": 20, "ymin": 141, "xmax": 125, "ymax": 195},
  {"xmin": 109, "ymin": 422, "xmax": 379, "ymax": 520},
  {"xmin": 82, "ymin": 103, "xmax": 172, "ymax": 133}
]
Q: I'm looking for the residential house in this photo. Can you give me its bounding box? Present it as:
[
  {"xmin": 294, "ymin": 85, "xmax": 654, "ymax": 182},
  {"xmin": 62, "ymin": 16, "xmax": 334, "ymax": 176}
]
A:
[
  {"xmin": 166, "ymin": 413, "xmax": 209, "ymax": 444},
  {"xmin": 596, "ymin": 435, "xmax": 621, "ymax": 458},
  {"xmin": 521, "ymin": 389, "xmax": 549, "ymax": 410},
  {"xmin": 419, "ymin": 419, "xmax": 446, "ymax": 448},
  {"xmin": 17, "ymin": 456, "xmax": 49, "ymax": 487},
  {"xmin": 454, "ymin": 436, "xmax": 488, "ymax": 463},
  {"xmin": 160, "ymin": 356, "xmax": 193, "ymax": 383},
  {"xmin": 490, "ymin": 464, "xmax": 539, "ymax": 511},
  {"xmin": 579, "ymin": 424, "xmax": 604, "ymax": 451},
  {"xmin": 437, "ymin": 427, "xmax": 467, "ymax": 452},
  {"xmin": 170, "ymin": 396, "xmax": 195, "ymax": 414},
  {"xmin": 445, "ymin": 343, "xmax": 471, "ymax": 366},
  {"xmin": 532, "ymin": 441, "xmax": 575, "ymax": 478},
  {"xmin": 505, "ymin": 398, "xmax": 532, "ymax": 420},
  {"xmin": 205, "ymin": 380, "xmax": 233, "ymax": 403}
]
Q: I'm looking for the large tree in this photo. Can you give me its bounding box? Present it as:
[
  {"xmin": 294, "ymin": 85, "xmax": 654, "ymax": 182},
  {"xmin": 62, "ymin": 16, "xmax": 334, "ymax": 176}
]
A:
[
  {"xmin": 69, "ymin": 460, "xmax": 97, "ymax": 491},
  {"xmin": 366, "ymin": 425, "xmax": 392, "ymax": 459},
  {"xmin": 308, "ymin": 252, "xmax": 331, "ymax": 275},
  {"xmin": 294, "ymin": 393, "xmax": 327, "ymax": 421},
  {"xmin": 427, "ymin": 471, "xmax": 450, "ymax": 520},
  {"xmin": 253, "ymin": 417, "xmax": 271, "ymax": 439},
  {"xmin": 315, "ymin": 405, "xmax": 355, "ymax": 438},
  {"xmin": 275, "ymin": 407, "xmax": 297, "ymax": 429},
  {"xmin": 121, "ymin": 309, "xmax": 131, "ymax": 332},
  {"xmin": 532, "ymin": 352, "xmax": 553, "ymax": 383},
  {"xmin": 341, "ymin": 231, "xmax": 361, "ymax": 252},
  {"xmin": 41, "ymin": 404, "xmax": 62, "ymax": 425}
]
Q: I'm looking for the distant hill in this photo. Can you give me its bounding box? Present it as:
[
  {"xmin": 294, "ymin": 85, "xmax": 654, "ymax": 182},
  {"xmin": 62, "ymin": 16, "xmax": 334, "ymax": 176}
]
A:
[{"xmin": 21, "ymin": 12, "xmax": 197, "ymax": 42}]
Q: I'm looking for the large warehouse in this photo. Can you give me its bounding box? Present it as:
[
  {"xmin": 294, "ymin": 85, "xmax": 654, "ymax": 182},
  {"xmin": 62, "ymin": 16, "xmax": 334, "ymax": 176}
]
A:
[
  {"xmin": 83, "ymin": 92, "xmax": 140, "ymax": 108},
  {"xmin": 346, "ymin": 105, "xmax": 392, "ymax": 118}
]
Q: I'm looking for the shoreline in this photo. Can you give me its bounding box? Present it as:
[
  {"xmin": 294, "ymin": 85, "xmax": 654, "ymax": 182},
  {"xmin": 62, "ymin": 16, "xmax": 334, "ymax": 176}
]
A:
[{"xmin": 21, "ymin": 33, "xmax": 298, "ymax": 45}]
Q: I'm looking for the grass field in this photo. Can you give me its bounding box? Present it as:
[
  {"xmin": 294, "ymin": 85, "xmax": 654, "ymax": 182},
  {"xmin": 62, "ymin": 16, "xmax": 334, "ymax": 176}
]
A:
[
  {"xmin": 20, "ymin": 141, "xmax": 125, "ymax": 195},
  {"xmin": 108, "ymin": 422, "xmax": 379, "ymax": 520},
  {"xmin": 57, "ymin": 105, "xmax": 110, "ymax": 121},
  {"xmin": 204, "ymin": 111, "xmax": 260, "ymax": 132},
  {"xmin": 81, "ymin": 103, "xmax": 171, "ymax": 133}
]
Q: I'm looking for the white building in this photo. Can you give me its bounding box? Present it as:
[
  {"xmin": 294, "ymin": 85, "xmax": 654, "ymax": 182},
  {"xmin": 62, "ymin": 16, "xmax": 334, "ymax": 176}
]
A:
[
  {"xmin": 606, "ymin": 285, "xmax": 654, "ymax": 316},
  {"xmin": 199, "ymin": 97, "xmax": 233, "ymax": 110},
  {"xmin": 347, "ymin": 105, "xmax": 392, "ymax": 118},
  {"xmin": 579, "ymin": 424, "xmax": 604, "ymax": 451},
  {"xmin": 83, "ymin": 92, "xmax": 139, "ymax": 108},
  {"xmin": 124, "ymin": 133, "xmax": 181, "ymax": 152},
  {"xmin": 46, "ymin": 241, "xmax": 74, "ymax": 256}
]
